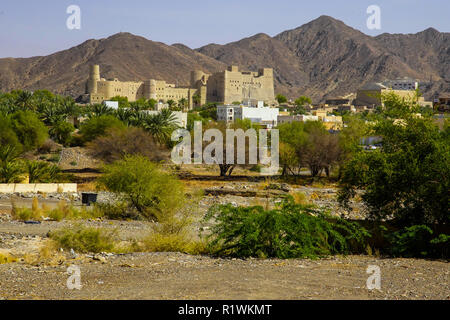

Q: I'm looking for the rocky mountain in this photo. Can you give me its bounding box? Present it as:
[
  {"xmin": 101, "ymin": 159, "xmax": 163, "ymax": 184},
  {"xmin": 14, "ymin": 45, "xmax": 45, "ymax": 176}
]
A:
[
  {"xmin": 198, "ymin": 15, "xmax": 450, "ymax": 100},
  {"xmin": 0, "ymin": 33, "xmax": 225, "ymax": 97},
  {"xmin": 0, "ymin": 16, "xmax": 448, "ymax": 102}
]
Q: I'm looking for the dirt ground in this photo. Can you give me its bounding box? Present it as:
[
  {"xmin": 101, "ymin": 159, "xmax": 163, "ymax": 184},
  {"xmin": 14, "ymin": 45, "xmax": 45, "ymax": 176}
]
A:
[
  {"xmin": 0, "ymin": 252, "xmax": 448, "ymax": 300},
  {"xmin": 0, "ymin": 171, "xmax": 448, "ymax": 300},
  {"xmin": 0, "ymin": 217, "xmax": 448, "ymax": 300}
]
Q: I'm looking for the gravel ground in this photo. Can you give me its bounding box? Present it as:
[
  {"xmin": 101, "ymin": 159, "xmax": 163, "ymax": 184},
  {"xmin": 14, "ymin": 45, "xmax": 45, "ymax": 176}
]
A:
[
  {"xmin": 0, "ymin": 186, "xmax": 447, "ymax": 300},
  {"xmin": 0, "ymin": 253, "xmax": 448, "ymax": 300}
]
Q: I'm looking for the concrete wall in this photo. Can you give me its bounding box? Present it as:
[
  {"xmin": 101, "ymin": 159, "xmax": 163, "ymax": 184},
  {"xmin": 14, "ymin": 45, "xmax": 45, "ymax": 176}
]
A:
[{"xmin": 0, "ymin": 184, "xmax": 77, "ymax": 193}]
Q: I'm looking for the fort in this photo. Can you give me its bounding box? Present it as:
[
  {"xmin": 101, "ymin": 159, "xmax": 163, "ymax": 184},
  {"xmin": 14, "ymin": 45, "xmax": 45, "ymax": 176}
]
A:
[{"xmin": 85, "ymin": 65, "xmax": 276, "ymax": 108}]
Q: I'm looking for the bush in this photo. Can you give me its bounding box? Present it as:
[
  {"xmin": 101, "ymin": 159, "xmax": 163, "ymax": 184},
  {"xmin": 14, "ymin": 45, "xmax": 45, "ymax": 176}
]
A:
[
  {"xmin": 202, "ymin": 197, "xmax": 370, "ymax": 259},
  {"xmin": 387, "ymin": 225, "xmax": 449, "ymax": 259},
  {"xmin": 11, "ymin": 198, "xmax": 104, "ymax": 222},
  {"xmin": 97, "ymin": 155, "xmax": 185, "ymax": 221},
  {"xmin": 142, "ymin": 233, "xmax": 207, "ymax": 255},
  {"xmin": 0, "ymin": 253, "xmax": 18, "ymax": 264},
  {"xmin": 10, "ymin": 110, "xmax": 48, "ymax": 151},
  {"xmin": 0, "ymin": 114, "xmax": 23, "ymax": 153},
  {"xmin": 50, "ymin": 121, "xmax": 74, "ymax": 146},
  {"xmin": 338, "ymin": 94, "xmax": 449, "ymax": 226},
  {"xmin": 26, "ymin": 160, "xmax": 60, "ymax": 183},
  {"xmin": 49, "ymin": 225, "xmax": 117, "ymax": 253},
  {"xmin": 79, "ymin": 115, "xmax": 125, "ymax": 143},
  {"xmin": 86, "ymin": 127, "xmax": 169, "ymax": 164}
]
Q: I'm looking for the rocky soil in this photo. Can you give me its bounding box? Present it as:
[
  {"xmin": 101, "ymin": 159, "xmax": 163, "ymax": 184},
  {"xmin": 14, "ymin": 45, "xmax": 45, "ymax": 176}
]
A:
[
  {"xmin": 0, "ymin": 252, "xmax": 448, "ymax": 300},
  {"xmin": 0, "ymin": 183, "xmax": 447, "ymax": 300}
]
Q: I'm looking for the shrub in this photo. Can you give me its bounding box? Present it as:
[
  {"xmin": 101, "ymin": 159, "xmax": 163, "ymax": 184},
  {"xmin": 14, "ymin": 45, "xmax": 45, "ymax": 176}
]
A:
[
  {"xmin": 142, "ymin": 233, "xmax": 207, "ymax": 255},
  {"xmin": 10, "ymin": 110, "xmax": 48, "ymax": 151},
  {"xmin": 387, "ymin": 225, "xmax": 449, "ymax": 258},
  {"xmin": 11, "ymin": 199, "xmax": 104, "ymax": 222},
  {"xmin": 0, "ymin": 114, "xmax": 23, "ymax": 153},
  {"xmin": 46, "ymin": 200, "xmax": 104, "ymax": 221},
  {"xmin": 50, "ymin": 121, "xmax": 75, "ymax": 146},
  {"xmin": 202, "ymin": 197, "xmax": 370, "ymax": 259},
  {"xmin": 0, "ymin": 145, "xmax": 25, "ymax": 183},
  {"xmin": 0, "ymin": 252, "xmax": 18, "ymax": 264},
  {"xmin": 26, "ymin": 160, "xmax": 60, "ymax": 183},
  {"xmin": 79, "ymin": 115, "xmax": 125, "ymax": 143},
  {"xmin": 49, "ymin": 225, "xmax": 117, "ymax": 253},
  {"xmin": 97, "ymin": 155, "xmax": 185, "ymax": 221},
  {"xmin": 86, "ymin": 127, "xmax": 169, "ymax": 164},
  {"xmin": 11, "ymin": 198, "xmax": 43, "ymax": 221},
  {"xmin": 94, "ymin": 201, "xmax": 137, "ymax": 220},
  {"xmin": 338, "ymin": 94, "xmax": 449, "ymax": 226}
]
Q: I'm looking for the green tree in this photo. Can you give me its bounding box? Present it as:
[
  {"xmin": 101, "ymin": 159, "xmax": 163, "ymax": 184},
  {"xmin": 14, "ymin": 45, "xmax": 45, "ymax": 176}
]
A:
[
  {"xmin": 276, "ymin": 94, "xmax": 287, "ymax": 104},
  {"xmin": 0, "ymin": 114, "xmax": 22, "ymax": 153},
  {"xmin": 294, "ymin": 96, "xmax": 311, "ymax": 107},
  {"xmin": 178, "ymin": 98, "xmax": 188, "ymax": 110},
  {"xmin": 10, "ymin": 111, "xmax": 48, "ymax": 151},
  {"xmin": 147, "ymin": 98, "xmax": 157, "ymax": 110},
  {"xmin": 0, "ymin": 145, "xmax": 24, "ymax": 183},
  {"xmin": 97, "ymin": 156, "xmax": 185, "ymax": 221},
  {"xmin": 166, "ymin": 99, "xmax": 176, "ymax": 109},
  {"xmin": 25, "ymin": 161, "xmax": 60, "ymax": 183},
  {"xmin": 338, "ymin": 93, "xmax": 450, "ymax": 226},
  {"xmin": 140, "ymin": 109, "xmax": 179, "ymax": 145},
  {"xmin": 192, "ymin": 94, "xmax": 201, "ymax": 107},
  {"xmin": 79, "ymin": 115, "xmax": 126, "ymax": 143},
  {"xmin": 50, "ymin": 121, "xmax": 75, "ymax": 146}
]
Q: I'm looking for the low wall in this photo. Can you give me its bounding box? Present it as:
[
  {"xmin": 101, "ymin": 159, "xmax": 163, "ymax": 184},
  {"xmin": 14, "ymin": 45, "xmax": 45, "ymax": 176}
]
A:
[{"xmin": 0, "ymin": 184, "xmax": 77, "ymax": 193}]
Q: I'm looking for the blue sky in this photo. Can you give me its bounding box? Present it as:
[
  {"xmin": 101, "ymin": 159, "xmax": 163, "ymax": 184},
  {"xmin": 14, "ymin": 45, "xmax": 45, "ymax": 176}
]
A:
[{"xmin": 0, "ymin": 0, "xmax": 449, "ymax": 58}]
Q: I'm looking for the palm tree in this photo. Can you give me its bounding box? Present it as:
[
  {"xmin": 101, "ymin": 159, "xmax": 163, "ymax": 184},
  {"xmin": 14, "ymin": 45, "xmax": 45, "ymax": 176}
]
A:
[
  {"xmin": 115, "ymin": 108, "xmax": 134, "ymax": 126},
  {"xmin": 0, "ymin": 145, "xmax": 24, "ymax": 183},
  {"xmin": 87, "ymin": 104, "xmax": 114, "ymax": 118},
  {"xmin": 141, "ymin": 109, "xmax": 178, "ymax": 145},
  {"xmin": 15, "ymin": 90, "xmax": 34, "ymax": 110},
  {"xmin": 178, "ymin": 98, "xmax": 188, "ymax": 111},
  {"xmin": 26, "ymin": 161, "xmax": 60, "ymax": 183}
]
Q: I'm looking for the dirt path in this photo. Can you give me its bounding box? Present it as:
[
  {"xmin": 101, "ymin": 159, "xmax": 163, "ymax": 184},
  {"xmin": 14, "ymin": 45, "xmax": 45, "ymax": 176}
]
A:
[{"xmin": 0, "ymin": 253, "xmax": 448, "ymax": 300}]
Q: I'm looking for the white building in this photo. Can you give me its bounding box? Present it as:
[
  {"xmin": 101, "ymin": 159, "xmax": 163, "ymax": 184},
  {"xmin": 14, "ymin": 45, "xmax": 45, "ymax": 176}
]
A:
[
  {"xmin": 103, "ymin": 100, "xmax": 119, "ymax": 109},
  {"xmin": 383, "ymin": 78, "xmax": 419, "ymax": 91},
  {"xmin": 217, "ymin": 101, "xmax": 279, "ymax": 128}
]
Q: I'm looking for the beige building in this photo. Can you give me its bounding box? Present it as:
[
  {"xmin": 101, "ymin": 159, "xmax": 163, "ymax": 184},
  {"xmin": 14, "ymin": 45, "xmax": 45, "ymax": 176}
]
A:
[
  {"xmin": 86, "ymin": 64, "xmax": 276, "ymax": 108},
  {"xmin": 355, "ymin": 81, "xmax": 431, "ymax": 108},
  {"xmin": 205, "ymin": 66, "xmax": 276, "ymax": 106},
  {"xmin": 86, "ymin": 65, "xmax": 200, "ymax": 109}
]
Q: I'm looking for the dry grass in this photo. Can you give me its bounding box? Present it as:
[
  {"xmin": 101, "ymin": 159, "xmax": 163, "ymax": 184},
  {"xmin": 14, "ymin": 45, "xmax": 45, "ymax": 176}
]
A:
[
  {"xmin": 0, "ymin": 252, "xmax": 18, "ymax": 264},
  {"xmin": 11, "ymin": 198, "xmax": 104, "ymax": 222},
  {"xmin": 291, "ymin": 191, "xmax": 310, "ymax": 205}
]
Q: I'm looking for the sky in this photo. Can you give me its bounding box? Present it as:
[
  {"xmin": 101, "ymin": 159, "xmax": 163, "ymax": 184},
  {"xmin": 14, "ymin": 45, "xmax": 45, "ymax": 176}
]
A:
[{"xmin": 0, "ymin": 0, "xmax": 449, "ymax": 58}]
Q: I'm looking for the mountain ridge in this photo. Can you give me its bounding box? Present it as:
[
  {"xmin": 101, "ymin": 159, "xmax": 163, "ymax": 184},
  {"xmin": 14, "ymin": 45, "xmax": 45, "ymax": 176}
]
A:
[{"xmin": 1, "ymin": 15, "xmax": 448, "ymax": 102}]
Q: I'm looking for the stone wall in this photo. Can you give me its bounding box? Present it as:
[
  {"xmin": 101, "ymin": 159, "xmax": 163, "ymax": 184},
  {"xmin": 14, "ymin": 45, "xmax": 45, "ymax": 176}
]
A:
[{"xmin": 0, "ymin": 184, "xmax": 77, "ymax": 193}]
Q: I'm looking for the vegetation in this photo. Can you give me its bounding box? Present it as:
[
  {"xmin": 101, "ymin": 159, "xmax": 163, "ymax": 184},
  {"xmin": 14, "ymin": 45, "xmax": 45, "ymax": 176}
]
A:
[
  {"xmin": 202, "ymin": 196, "xmax": 370, "ymax": 259},
  {"xmin": 279, "ymin": 121, "xmax": 341, "ymax": 177},
  {"xmin": 87, "ymin": 127, "xmax": 169, "ymax": 164},
  {"xmin": 338, "ymin": 93, "xmax": 449, "ymax": 226},
  {"xmin": 275, "ymin": 94, "xmax": 287, "ymax": 104},
  {"xmin": 11, "ymin": 198, "xmax": 104, "ymax": 221},
  {"xmin": 49, "ymin": 225, "xmax": 117, "ymax": 253},
  {"xmin": 97, "ymin": 156, "xmax": 185, "ymax": 221},
  {"xmin": 79, "ymin": 115, "xmax": 126, "ymax": 143}
]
